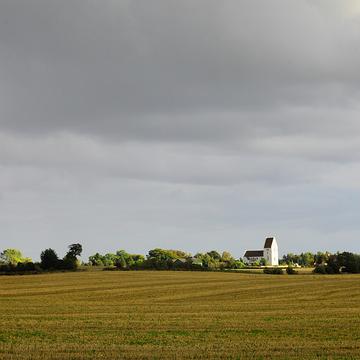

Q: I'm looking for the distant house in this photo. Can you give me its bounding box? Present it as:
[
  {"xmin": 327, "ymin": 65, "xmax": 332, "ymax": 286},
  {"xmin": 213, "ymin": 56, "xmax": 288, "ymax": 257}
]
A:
[{"xmin": 244, "ymin": 237, "xmax": 279, "ymax": 266}]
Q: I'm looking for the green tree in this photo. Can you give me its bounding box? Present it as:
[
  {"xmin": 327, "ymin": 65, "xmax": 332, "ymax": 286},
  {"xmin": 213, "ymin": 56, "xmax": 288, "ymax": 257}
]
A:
[
  {"xmin": 88, "ymin": 250, "xmax": 145, "ymax": 269},
  {"xmin": 130, "ymin": 254, "xmax": 145, "ymax": 268},
  {"xmin": 206, "ymin": 251, "xmax": 222, "ymax": 261},
  {"xmin": 0, "ymin": 249, "xmax": 31, "ymax": 266},
  {"xmin": 88, "ymin": 253, "xmax": 104, "ymax": 266},
  {"xmin": 147, "ymin": 248, "xmax": 176, "ymax": 269},
  {"xmin": 221, "ymin": 251, "xmax": 233, "ymax": 262},
  {"xmin": 282, "ymin": 253, "xmax": 299, "ymax": 265},
  {"xmin": 196, "ymin": 253, "xmax": 217, "ymax": 269},
  {"xmin": 300, "ymin": 252, "xmax": 315, "ymax": 267},
  {"xmin": 102, "ymin": 253, "xmax": 117, "ymax": 266},
  {"xmin": 115, "ymin": 256, "xmax": 127, "ymax": 269}
]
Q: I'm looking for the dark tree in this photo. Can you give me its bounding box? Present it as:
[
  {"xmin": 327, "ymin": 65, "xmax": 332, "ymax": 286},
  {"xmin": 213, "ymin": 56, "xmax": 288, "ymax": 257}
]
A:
[
  {"xmin": 67, "ymin": 243, "xmax": 83, "ymax": 258},
  {"xmin": 40, "ymin": 248, "xmax": 59, "ymax": 270},
  {"xmin": 338, "ymin": 252, "xmax": 360, "ymax": 274},
  {"xmin": 63, "ymin": 243, "xmax": 83, "ymax": 270},
  {"xmin": 326, "ymin": 254, "xmax": 340, "ymax": 274}
]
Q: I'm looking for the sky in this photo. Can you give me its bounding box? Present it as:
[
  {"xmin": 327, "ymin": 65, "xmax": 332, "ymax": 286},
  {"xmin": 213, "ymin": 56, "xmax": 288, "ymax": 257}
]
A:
[{"xmin": 1, "ymin": 0, "xmax": 360, "ymax": 261}]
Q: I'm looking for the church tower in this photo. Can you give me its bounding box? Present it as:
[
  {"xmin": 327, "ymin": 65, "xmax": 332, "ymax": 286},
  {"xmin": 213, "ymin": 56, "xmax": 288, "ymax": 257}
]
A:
[{"xmin": 263, "ymin": 237, "xmax": 278, "ymax": 266}]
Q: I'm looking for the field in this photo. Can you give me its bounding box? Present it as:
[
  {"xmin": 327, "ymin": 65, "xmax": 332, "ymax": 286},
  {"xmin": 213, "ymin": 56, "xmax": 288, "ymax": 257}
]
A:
[{"xmin": 1, "ymin": 271, "xmax": 360, "ymax": 359}]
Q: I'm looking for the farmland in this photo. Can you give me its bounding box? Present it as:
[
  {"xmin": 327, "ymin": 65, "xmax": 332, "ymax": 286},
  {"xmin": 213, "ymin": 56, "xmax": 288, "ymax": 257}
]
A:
[{"xmin": 1, "ymin": 271, "xmax": 360, "ymax": 359}]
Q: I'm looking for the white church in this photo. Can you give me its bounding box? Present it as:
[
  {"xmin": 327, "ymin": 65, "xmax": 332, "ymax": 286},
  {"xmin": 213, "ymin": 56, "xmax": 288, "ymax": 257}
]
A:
[{"xmin": 243, "ymin": 237, "xmax": 279, "ymax": 266}]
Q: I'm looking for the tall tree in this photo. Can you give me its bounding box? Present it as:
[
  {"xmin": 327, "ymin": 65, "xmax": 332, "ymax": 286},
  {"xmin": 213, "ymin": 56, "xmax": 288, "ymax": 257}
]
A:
[
  {"xmin": 67, "ymin": 243, "xmax": 83, "ymax": 258},
  {"xmin": 63, "ymin": 243, "xmax": 83, "ymax": 270},
  {"xmin": 40, "ymin": 249, "xmax": 59, "ymax": 270}
]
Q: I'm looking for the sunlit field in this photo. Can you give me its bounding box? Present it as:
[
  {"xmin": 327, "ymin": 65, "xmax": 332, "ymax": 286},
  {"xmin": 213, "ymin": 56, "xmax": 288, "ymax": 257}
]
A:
[{"xmin": 1, "ymin": 271, "xmax": 360, "ymax": 359}]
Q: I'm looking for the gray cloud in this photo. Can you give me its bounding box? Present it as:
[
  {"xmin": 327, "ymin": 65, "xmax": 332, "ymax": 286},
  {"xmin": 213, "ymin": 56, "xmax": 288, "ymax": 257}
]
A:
[
  {"xmin": 1, "ymin": 0, "xmax": 360, "ymax": 259},
  {"xmin": 1, "ymin": 0, "xmax": 360, "ymax": 138}
]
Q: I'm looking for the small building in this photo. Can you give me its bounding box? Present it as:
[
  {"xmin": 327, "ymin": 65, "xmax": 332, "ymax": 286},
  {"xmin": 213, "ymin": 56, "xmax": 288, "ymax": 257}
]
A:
[
  {"xmin": 243, "ymin": 250, "xmax": 264, "ymax": 264},
  {"xmin": 244, "ymin": 237, "xmax": 279, "ymax": 266}
]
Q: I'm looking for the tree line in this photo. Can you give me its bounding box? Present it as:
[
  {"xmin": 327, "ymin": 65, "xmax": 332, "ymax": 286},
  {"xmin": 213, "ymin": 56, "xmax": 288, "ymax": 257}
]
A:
[
  {"xmin": 0, "ymin": 244, "xmax": 83, "ymax": 273},
  {"xmin": 280, "ymin": 252, "xmax": 329, "ymax": 267},
  {"xmin": 280, "ymin": 251, "xmax": 360, "ymax": 274},
  {"xmin": 312, "ymin": 252, "xmax": 360, "ymax": 274},
  {"xmin": 1, "ymin": 245, "xmax": 360, "ymax": 274},
  {"xmin": 0, "ymin": 246, "xmax": 246, "ymax": 273},
  {"xmin": 88, "ymin": 248, "xmax": 246, "ymax": 271}
]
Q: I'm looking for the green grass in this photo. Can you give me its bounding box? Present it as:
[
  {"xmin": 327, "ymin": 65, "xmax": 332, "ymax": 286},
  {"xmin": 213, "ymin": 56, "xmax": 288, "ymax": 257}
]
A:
[{"xmin": 1, "ymin": 271, "xmax": 360, "ymax": 359}]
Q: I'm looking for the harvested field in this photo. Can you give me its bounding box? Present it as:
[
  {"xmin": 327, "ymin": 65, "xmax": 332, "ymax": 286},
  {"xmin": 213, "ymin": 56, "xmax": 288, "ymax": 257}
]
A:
[{"xmin": 1, "ymin": 271, "xmax": 360, "ymax": 359}]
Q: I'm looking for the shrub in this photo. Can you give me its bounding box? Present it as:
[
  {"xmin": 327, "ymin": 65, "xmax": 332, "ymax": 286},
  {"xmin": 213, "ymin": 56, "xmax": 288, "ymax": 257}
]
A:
[
  {"xmin": 263, "ymin": 268, "xmax": 284, "ymax": 275},
  {"xmin": 0, "ymin": 264, "xmax": 12, "ymax": 272},
  {"xmin": 62, "ymin": 256, "xmax": 80, "ymax": 270},
  {"xmin": 0, "ymin": 262, "xmax": 40, "ymax": 274},
  {"xmin": 286, "ymin": 266, "xmax": 297, "ymax": 275},
  {"xmin": 103, "ymin": 266, "xmax": 118, "ymax": 271},
  {"xmin": 16, "ymin": 262, "xmax": 35, "ymax": 271},
  {"xmin": 313, "ymin": 264, "xmax": 327, "ymax": 274}
]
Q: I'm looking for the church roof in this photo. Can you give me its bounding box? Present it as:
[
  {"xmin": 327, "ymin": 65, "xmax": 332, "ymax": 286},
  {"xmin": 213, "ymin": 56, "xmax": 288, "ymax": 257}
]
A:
[
  {"xmin": 244, "ymin": 250, "xmax": 264, "ymax": 258},
  {"xmin": 264, "ymin": 237, "xmax": 275, "ymax": 249}
]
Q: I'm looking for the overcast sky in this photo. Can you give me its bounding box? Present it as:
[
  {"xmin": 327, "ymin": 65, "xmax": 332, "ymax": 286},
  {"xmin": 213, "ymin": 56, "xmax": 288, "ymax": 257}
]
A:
[{"xmin": 1, "ymin": 0, "xmax": 360, "ymax": 260}]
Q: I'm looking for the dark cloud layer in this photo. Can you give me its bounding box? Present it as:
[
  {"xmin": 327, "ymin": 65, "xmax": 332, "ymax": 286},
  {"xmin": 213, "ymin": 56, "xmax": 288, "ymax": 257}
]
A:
[
  {"xmin": 1, "ymin": 1, "xmax": 360, "ymax": 259},
  {"xmin": 1, "ymin": 0, "xmax": 360, "ymax": 138}
]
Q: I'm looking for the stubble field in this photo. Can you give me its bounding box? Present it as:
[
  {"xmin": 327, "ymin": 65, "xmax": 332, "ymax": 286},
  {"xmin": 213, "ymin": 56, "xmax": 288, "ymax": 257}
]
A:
[{"xmin": 1, "ymin": 270, "xmax": 360, "ymax": 359}]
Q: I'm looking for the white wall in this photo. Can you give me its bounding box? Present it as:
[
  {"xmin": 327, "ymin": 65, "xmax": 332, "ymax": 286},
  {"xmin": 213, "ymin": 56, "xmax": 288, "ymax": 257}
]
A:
[
  {"xmin": 271, "ymin": 239, "xmax": 279, "ymax": 266},
  {"xmin": 264, "ymin": 238, "xmax": 279, "ymax": 266}
]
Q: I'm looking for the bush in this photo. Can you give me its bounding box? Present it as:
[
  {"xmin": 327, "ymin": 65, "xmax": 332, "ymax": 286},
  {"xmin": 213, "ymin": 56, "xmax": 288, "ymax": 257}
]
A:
[
  {"xmin": 0, "ymin": 264, "xmax": 12, "ymax": 273},
  {"xmin": 103, "ymin": 266, "xmax": 118, "ymax": 271},
  {"xmin": 62, "ymin": 256, "xmax": 80, "ymax": 270},
  {"xmin": 286, "ymin": 266, "xmax": 297, "ymax": 275},
  {"xmin": 0, "ymin": 261, "xmax": 41, "ymax": 274},
  {"xmin": 16, "ymin": 262, "xmax": 35, "ymax": 271},
  {"xmin": 313, "ymin": 264, "xmax": 327, "ymax": 274},
  {"xmin": 263, "ymin": 268, "xmax": 284, "ymax": 275}
]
